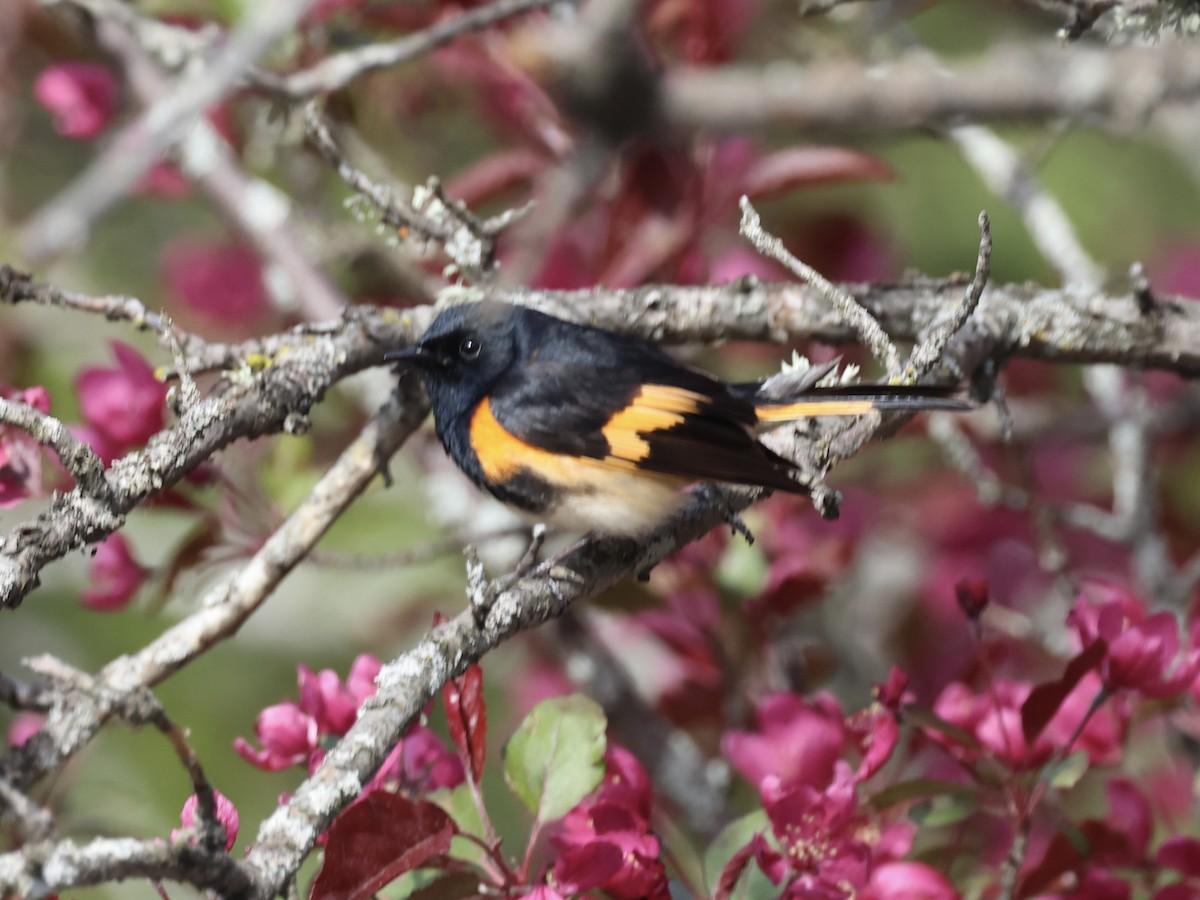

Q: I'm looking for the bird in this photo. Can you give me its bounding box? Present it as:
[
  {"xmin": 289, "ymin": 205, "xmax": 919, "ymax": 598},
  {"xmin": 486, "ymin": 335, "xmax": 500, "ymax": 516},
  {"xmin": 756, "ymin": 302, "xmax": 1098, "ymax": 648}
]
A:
[{"xmin": 387, "ymin": 301, "xmax": 968, "ymax": 538}]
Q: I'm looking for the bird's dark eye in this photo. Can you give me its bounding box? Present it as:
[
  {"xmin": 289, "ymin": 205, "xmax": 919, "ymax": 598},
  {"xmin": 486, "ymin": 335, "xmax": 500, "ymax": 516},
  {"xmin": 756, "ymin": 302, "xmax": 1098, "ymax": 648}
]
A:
[{"xmin": 459, "ymin": 336, "xmax": 481, "ymax": 360}]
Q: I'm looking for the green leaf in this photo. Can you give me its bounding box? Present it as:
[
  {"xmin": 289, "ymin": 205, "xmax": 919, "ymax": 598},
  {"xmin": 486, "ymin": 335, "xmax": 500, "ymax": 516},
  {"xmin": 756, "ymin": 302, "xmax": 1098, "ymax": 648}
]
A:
[
  {"xmin": 1044, "ymin": 750, "xmax": 1090, "ymax": 790},
  {"xmin": 908, "ymin": 794, "xmax": 979, "ymax": 828},
  {"xmin": 702, "ymin": 810, "xmax": 770, "ymax": 892},
  {"xmin": 431, "ymin": 784, "xmax": 487, "ymax": 867},
  {"xmin": 868, "ymin": 778, "xmax": 978, "ymax": 812},
  {"xmin": 903, "ymin": 706, "xmax": 984, "ymax": 752},
  {"xmin": 503, "ymin": 695, "xmax": 607, "ymax": 824}
]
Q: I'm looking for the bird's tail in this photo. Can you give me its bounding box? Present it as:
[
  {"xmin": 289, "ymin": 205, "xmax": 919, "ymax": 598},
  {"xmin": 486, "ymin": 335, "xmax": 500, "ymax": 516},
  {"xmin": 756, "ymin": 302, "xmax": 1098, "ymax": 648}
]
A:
[{"xmin": 752, "ymin": 384, "xmax": 971, "ymax": 424}]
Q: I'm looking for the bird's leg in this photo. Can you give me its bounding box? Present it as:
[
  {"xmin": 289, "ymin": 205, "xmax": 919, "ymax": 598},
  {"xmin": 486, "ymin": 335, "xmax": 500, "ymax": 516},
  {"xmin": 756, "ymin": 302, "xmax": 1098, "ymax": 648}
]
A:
[
  {"xmin": 469, "ymin": 525, "xmax": 549, "ymax": 625},
  {"xmin": 511, "ymin": 523, "xmax": 548, "ymax": 579},
  {"xmin": 535, "ymin": 532, "xmax": 595, "ymax": 608},
  {"xmin": 694, "ymin": 484, "xmax": 755, "ymax": 545}
]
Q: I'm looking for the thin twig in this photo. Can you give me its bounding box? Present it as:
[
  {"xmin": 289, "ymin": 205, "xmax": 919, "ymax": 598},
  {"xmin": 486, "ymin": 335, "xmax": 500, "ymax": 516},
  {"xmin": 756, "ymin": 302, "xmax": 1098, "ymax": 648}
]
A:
[
  {"xmin": 0, "ymin": 399, "xmax": 108, "ymax": 500},
  {"xmin": 738, "ymin": 197, "xmax": 901, "ymax": 376},
  {"xmin": 906, "ymin": 212, "xmax": 992, "ymax": 380},
  {"xmin": 2, "ymin": 379, "xmax": 427, "ymax": 792},
  {"xmin": 21, "ymin": 0, "xmax": 322, "ymax": 263},
  {"xmin": 259, "ymin": 0, "xmax": 562, "ymax": 99}
]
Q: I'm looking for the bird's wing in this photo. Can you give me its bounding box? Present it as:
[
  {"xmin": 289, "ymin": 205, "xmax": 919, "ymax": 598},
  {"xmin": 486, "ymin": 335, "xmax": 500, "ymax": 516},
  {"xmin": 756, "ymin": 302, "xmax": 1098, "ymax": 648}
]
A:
[{"xmin": 485, "ymin": 352, "xmax": 809, "ymax": 494}]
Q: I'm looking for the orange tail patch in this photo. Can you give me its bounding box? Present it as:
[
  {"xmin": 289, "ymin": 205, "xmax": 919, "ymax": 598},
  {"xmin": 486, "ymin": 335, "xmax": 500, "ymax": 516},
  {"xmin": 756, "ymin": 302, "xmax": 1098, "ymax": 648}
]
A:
[{"xmin": 754, "ymin": 399, "xmax": 878, "ymax": 422}]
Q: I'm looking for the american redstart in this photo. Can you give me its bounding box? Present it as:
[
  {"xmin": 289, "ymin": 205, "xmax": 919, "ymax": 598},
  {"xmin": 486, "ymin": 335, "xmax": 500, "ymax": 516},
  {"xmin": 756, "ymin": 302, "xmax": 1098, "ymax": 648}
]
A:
[{"xmin": 387, "ymin": 302, "xmax": 968, "ymax": 537}]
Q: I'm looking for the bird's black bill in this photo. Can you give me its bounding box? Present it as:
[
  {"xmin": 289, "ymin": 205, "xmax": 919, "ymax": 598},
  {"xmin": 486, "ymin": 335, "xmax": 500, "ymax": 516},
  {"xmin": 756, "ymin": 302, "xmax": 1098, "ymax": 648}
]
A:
[{"xmin": 384, "ymin": 346, "xmax": 439, "ymax": 370}]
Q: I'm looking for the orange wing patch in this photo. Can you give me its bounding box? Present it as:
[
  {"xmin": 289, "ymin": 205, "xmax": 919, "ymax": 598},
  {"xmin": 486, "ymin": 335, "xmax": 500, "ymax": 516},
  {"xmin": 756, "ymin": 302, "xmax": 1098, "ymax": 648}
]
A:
[
  {"xmin": 754, "ymin": 399, "xmax": 876, "ymax": 423},
  {"xmin": 469, "ymin": 398, "xmax": 686, "ymax": 496},
  {"xmin": 600, "ymin": 384, "xmax": 707, "ymax": 465}
]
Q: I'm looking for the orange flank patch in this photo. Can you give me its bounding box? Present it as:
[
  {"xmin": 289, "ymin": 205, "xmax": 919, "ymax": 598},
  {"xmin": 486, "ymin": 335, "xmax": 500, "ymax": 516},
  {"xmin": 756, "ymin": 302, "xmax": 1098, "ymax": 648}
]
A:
[
  {"xmin": 600, "ymin": 385, "xmax": 705, "ymax": 464},
  {"xmin": 470, "ymin": 399, "xmax": 570, "ymax": 482},
  {"xmin": 468, "ymin": 399, "xmax": 688, "ymax": 535},
  {"xmin": 754, "ymin": 399, "xmax": 876, "ymax": 422}
]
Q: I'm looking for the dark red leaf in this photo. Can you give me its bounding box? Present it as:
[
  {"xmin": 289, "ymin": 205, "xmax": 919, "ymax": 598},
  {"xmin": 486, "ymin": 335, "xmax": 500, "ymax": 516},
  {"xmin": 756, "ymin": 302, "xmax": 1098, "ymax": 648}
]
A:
[
  {"xmin": 742, "ymin": 147, "xmax": 894, "ymax": 200},
  {"xmin": 1157, "ymin": 837, "xmax": 1200, "ymax": 878},
  {"xmin": 553, "ymin": 841, "xmax": 625, "ymax": 893},
  {"xmin": 310, "ymin": 793, "xmax": 454, "ymax": 900},
  {"xmin": 715, "ymin": 840, "xmax": 757, "ymax": 900},
  {"xmin": 406, "ymin": 871, "xmax": 483, "ymax": 900},
  {"xmin": 1018, "ymin": 821, "xmax": 1128, "ymax": 898},
  {"xmin": 442, "ymin": 664, "xmax": 487, "ymax": 783},
  {"xmin": 1021, "ymin": 640, "xmax": 1106, "ymax": 745}
]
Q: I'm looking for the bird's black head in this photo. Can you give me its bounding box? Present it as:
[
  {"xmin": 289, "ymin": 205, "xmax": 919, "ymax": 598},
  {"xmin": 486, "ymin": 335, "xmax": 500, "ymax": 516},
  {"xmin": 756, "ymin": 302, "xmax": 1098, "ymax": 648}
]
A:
[{"xmin": 386, "ymin": 301, "xmax": 526, "ymax": 423}]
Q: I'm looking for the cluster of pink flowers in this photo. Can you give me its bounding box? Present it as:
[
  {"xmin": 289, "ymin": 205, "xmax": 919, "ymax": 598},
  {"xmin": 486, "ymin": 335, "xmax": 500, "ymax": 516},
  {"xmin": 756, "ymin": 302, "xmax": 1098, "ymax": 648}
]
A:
[
  {"xmin": 235, "ymin": 654, "xmax": 463, "ymax": 793},
  {"xmin": 720, "ymin": 677, "xmax": 954, "ymax": 899},
  {"xmin": 549, "ymin": 746, "xmax": 668, "ymax": 900}
]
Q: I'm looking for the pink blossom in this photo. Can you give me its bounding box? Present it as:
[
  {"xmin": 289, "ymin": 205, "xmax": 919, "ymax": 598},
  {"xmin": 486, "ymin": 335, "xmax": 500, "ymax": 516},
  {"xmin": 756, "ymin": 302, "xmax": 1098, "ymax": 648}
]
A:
[
  {"xmin": 1148, "ymin": 239, "xmax": 1200, "ymax": 298},
  {"xmin": 297, "ymin": 653, "xmax": 381, "ymax": 737},
  {"xmin": 82, "ymin": 533, "xmax": 146, "ymax": 612},
  {"xmin": 933, "ymin": 680, "xmax": 1050, "ymax": 770},
  {"xmin": 933, "ymin": 669, "xmax": 1128, "ymax": 771},
  {"xmin": 552, "ymin": 746, "xmax": 667, "ymax": 900},
  {"xmin": 299, "ymin": 664, "xmax": 360, "ymax": 736},
  {"xmin": 137, "ymin": 161, "xmax": 192, "ymax": 198},
  {"xmin": 76, "ymin": 342, "xmax": 166, "ymax": 457},
  {"xmin": 8, "ymin": 713, "xmax": 44, "ymax": 747},
  {"xmin": 554, "ymin": 803, "xmax": 668, "ymax": 900},
  {"xmin": 722, "ymin": 692, "xmax": 845, "ymax": 790},
  {"xmin": 1039, "ymin": 671, "xmax": 1129, "ymax": 766},
  {"xmin": 371, "ymin": 724, "xmax": 464, "ymax": 792},
  {"xmin": 1069, "ymin": 590, "xmax": 1200, "ymax": 698},
  {"xmin": 1157, "ymin": 836, "xmax": 1200, "ymax": 878},
  {"xmin": 876, "ymin": 667, "xmax": 915, "ymax": 711},
  {"xmin": 597, "ymin": 745, "xmax": 654, "ymax": 821},
  {"xmin": 518, "ymin": 888, "xmax": 566, "ymax": 900},
  {"xmin": 172, "ymin": 790, "xmax": 239, "ymax": 851},
  {"xmin": 845, "ymin": 701, "xmax": 900, "ymax": 783},
  {"xmin": 862, "ymin": 862, "xmax": 958, "ymax": 899},
  {"xmin": 33, "ymin": 62, "xmax": 118, "ymax": 139},
  {"xmin": 0, "ymin": 385, "xmax": 51, "ymax": 507},
  {"xmin": 233, "ymin": 701, "xmax": 320, "ymax": 771},
  {"xmin": 761, "ymin": 763, "xmax": 872, "ymax": 893},
  {"xmin": 345, "ymin": 653, "xmax": 382, "ymax": 702},
  {"xmin": 161, "ymin": 239, "xmax": 272, "ymax": 332}
]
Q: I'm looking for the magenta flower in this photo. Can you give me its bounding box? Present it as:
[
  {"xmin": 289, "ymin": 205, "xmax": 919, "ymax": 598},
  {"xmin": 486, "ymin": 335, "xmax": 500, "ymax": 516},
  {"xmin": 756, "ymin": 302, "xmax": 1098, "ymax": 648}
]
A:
[
  {"xmin": 932, "ymin": 672, "xmax": 1126, "ymax": 770},
  {"xmin": 1069, "ymin": 591, "xmax": 1200, "ymax": 699},
  {"xmin": 553, "ymin": 802, "xmax": 668, "ymax": 900},
  {"xmin": 161, "ymin": 238, "xmax": 272, "ymax": 332},
  {"xmin": 172, "ymin": 790, "xmax": 240, "ymax": 852},
  {"xmin": 345, "ymin": 653, "xmax": 382, "ymax": 702},
  {"xmin": 233, "ymin": 701, "xmax": 320, "ymax": 771},
  {"xmin": 551, "ymin": 745, "xmax": 667, "ymax": 900},
  {"xmin": 82, "ymin": 533, "xmax": 147, "ymax": 612},
  {"xmin": 76, "ymin": 342, "xmax": 167, "ymax": 460},
  {"xmin": 0, "ymin": 385, "xmax": 50, "ymax": 507},
  {"xmin": 370, "ymin": 724, "xmax": 464, "ymax": 793},
  {"xmin": 298, "ymin": 664, "xmax": 355, "ymax": 735},
  {"xmin": 8, "ymin": 713, "xmax": 44, "ymax": 747},
  {"xmin": 518, "ymin": 888, "xmax": 566, "ymax": 900},
  {"xmin": 862, "ymin": 861, "xmax": 958, "ymax": 899},
  {"xmin": 760, "ymin": 763, "xmax": 873, "ymax": 894},
  {"xmin": 722, "ymin": 692, "xmax": 846, "ymax": 790},
  {"xmin": 933, "ymin": 680, "xmax": 1052, "ymax": 771},
  {"xmin": 33, "ymin": 62, "xmax": 118, "ymax": 139}
]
